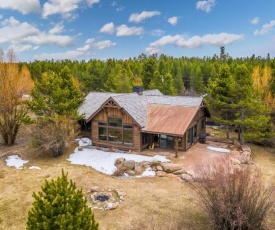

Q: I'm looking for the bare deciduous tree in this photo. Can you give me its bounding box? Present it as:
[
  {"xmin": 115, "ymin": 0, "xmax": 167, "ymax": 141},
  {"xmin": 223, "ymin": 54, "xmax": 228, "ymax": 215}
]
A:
[
  {"xmin": 30, "ymin": 115, "xmax": 78, "ymax": 157},
  {"xmin": 0, "ymin": 48, "xmax": 33, "ymax": 145},
  {"xmin": 190, "ymin": 159, "xmax": 275, "ymax": 230}
]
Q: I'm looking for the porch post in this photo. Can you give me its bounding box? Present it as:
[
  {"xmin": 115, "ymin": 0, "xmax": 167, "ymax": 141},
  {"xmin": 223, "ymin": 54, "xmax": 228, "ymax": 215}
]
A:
[{"xmin": 175, "ymin": 136, "xmax": 178, "ymax": 158}]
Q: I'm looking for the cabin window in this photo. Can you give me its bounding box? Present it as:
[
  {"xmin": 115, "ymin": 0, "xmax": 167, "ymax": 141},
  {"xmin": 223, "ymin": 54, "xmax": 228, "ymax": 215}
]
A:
[
  {"xmin": 98, "ymin": 118, "xmax": 133, "ymax": 145},
  {"xmin": 194, "ymin": 124, "xmax": 197, "ymax": 137},
  {"xmin": 99, "ymin": 127, "xmax": 107, "ymax": 141},
  {"xmin": 108, "ymin": 117, "xmax": 122, "ymax": 127},
  {"xmin": 142, "ymin": 133, "xmax": 148, "ymax": 145},
  {"xmin": 123, "ymin": 129, "xmax": 133, "ymax": 145},
  {"xmin": 109, "ymin": 128, "xmax": 122, "ymax": 143},
  {"xmin": 178, "ymin": 137, "xmax": 182, "ymax": 147}
]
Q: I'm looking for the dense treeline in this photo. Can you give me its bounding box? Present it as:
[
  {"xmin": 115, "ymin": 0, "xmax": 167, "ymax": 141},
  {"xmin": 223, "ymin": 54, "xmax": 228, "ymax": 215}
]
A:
[
  {"xmin": 23, "ymin": 51, "xmax": 275, "ymax": 145},
  {"xmin": 25, "ymin": 52, "xmax": 275, "ymax": 96}
]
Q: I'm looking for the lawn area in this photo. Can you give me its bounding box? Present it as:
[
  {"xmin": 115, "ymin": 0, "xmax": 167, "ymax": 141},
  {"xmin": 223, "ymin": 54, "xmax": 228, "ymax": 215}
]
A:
[
  {"xmin": 1, "ymin": 127, "xmax": 275, "ymax": 229},
  {"xmin": 0, "ymin": 149, "xmax": 209, "ymax": 230}
]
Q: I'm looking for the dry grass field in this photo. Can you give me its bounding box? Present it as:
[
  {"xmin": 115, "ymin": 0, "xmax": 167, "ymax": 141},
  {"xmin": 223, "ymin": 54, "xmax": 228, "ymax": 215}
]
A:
[{"xmin": 0, "ymin": 126, "xmax": 275, "ymax": 230}]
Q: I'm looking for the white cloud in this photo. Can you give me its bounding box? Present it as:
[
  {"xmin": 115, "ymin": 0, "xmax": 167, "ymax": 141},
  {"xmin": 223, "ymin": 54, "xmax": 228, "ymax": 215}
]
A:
[
  {"xmin": 146, "ymin": 33, "xmax": 245, "ymax": 54},
  {"xmin": 0, "ymin": 17, "xmax": 74, "ymax": 48},
  {"xmin": 196, "ymin": 0, "xmax": 216, "ymax": 13},
  {"xmin": 116, "ymin": 24, "xmax": 143, "ymax": 36},
  {"xmin": 168, "ymin": 17, "xmax": 178, "ymax": 26},
  {"xmin": 77, "ymin": 44, "xmax": 90, "ymax": 51},
  {"xmin": 0, "ymin": 15, "xmax": 2, "ymax": 19},
  {"xmin": 42, "ymin": 0, "xmax": 100, "ymax": 19},
  {"xmin": 23, "ymin": 34, "xmax": 74, "ymax": 46},
  {"xmin": 0, "ymin": 17, "xmax": 39, "ymax": 44},
  {"xmin": 93, "ymin": 40, "xmax": 116, "ymax": 49},
  {"xmin": 111, "ymin": 1, "xmax": 117, "ymax": 7},
  {"xmin": 254, "ymin": 20, "xmax": 275, "ymax": 35},
  {"xmin": 86, "ymin": 0, "xmax": 100, "ymax": 7},
  {"xmin": 8, "ymin": 44, "xmax": 38, "ymax": 53},
  {"xmin": 250, "ymin": 17, "xmax": 259, "ymax": 25},
  {"xmin": 34, "ymin": 50, "xmax": 84, "ymax": 60},
  {"xmin": 0, "ymin": 0, "xmax": 40, "ymax": 14},
  {"xmin": 48, "ymin": 23, "xmax": 64, "ymax": 34},
  {"xmin": 99, "ymin": 22, "xmax": 115, "ymax": 34},
  {"xmin": 85, "ymin": 38, "xmax": 95, "ymax": 44},
  {"xmin": 129, "ymin": 11, "xmax": 161, "ymax": 23},
  {"xmin": 42, "ymin": 0, "xmax": 79, "ymax": 19}
]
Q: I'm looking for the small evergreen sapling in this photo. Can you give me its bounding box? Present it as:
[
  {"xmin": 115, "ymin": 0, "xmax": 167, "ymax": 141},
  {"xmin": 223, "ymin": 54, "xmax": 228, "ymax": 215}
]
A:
[{"xmin": 27, "ymin": 170, "xmax": 98, "ymax": 230}]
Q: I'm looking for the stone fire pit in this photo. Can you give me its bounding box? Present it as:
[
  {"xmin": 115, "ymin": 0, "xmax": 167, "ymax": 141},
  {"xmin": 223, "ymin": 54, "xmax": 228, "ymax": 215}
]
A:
[{"xmin": 86, "ymin": 186, "xmax": 126, "ymax": 210}]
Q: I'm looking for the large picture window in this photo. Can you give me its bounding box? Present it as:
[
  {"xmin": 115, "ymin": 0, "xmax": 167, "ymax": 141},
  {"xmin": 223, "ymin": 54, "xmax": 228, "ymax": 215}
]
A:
[{"xmin": 98, "ymin": 117, "xmax": 133, "ymax": 146}]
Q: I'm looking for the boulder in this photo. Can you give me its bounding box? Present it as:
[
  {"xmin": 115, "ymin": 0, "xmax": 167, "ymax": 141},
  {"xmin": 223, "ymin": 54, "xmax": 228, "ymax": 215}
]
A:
[
  {"xmin": 104, "ymin": 202, "xmax": 118, "ymax": 210},
  {"xmin": 173, "ymin": 168, "xmax": 187, "ymax": 175},
  {"xmin": 122, "ymin": 160, "xmax": 135, "ymax": 170},
  {"xmin": 161, "ymin": 163, "xmax": 183, "ymax": 173},
  {"xmin": 156, "ymin": 171, "xmax": 167, "ymax": 177},
  {"xmin": 241, "ymin": 145, "xmax": 251, "ymax": 152},
  {"xmin": 116, "ymin": 190, "xmax": 126, "ymax": 197},
  {"xmin": 134, "ymin": 162, "xmax": 144, "ymax": 175},
  {"xmin": 230, "ymin": 157, "xmax": 241, "ymax": 165},
  {"xmin": 126, "ymin": 170, "xmax": 135, "ymax": 176},
  {"xmin": 142, "ymin": 161, "xmax": 150, "ymax": 166},
  {"xmin": 151, "ymin": 166, "xmax": 157, "ymax": 171},
  {"xmin": 181, "ymin": 174, "xmax": 194, "ymax": 182},
  {"xmin": 78, "ymin": 146, "xmax": 83, "ymax": 151},
  {"xmin": 114, "ymin": 158, "xmax": 125, "ymax": 166},
  {"xmin": 91, "ymin": 186, "xmax": 100, "ymax": 192},
  {"xmin": 156, "ymin": 165, "xmax": 163, "ymax": 171},
  {"xmin": 239, "ymin": 152, "xmax": 252, "ymax": 164}
]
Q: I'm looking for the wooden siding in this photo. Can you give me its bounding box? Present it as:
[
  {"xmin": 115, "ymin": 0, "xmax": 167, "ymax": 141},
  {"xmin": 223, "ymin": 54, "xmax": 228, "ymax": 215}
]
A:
[
  {"xmin": 90, "ymin": 106, "xmax": 141, "ymax": 151},
  {"xmin": 185, "ymin": 107, "xmax": 206, "ymax": 151}
]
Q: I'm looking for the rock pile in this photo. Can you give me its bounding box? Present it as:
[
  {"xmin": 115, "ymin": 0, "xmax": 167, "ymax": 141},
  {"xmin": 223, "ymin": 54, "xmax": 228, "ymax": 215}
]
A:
[
  {"xmin": 114, "ymin": 157, "xmax": 193, "ymax": 180},
  {"xmin": 229, "ymin": 145, "xmax": 253, "ymax": 165}
]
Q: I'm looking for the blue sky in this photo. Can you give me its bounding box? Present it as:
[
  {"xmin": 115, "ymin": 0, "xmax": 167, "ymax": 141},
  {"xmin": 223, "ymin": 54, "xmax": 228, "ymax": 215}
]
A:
[{"xmin": 0, "ymin": 0, "xmax": 275, "ymax": 62}]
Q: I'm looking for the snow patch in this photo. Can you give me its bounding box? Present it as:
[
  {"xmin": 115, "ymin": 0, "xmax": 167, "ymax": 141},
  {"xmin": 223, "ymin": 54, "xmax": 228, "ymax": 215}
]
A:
[
  {"xmin": 77, "ymin": 138, "xmax": 92, "ymax": 147},
  {"xmin": 6, "ymin": 155, "xmax": 29, "ymax": 169},
  {"xmin": 67, "ymin": 148, "xmax": 169, "ymax": 176},
  {"xmin": 207, "ymin": 146, "xmax": 230, "ymax": 153},
  {"xmin": 29, "ymin": 166, "xmax": 41, "ymax": 170}
]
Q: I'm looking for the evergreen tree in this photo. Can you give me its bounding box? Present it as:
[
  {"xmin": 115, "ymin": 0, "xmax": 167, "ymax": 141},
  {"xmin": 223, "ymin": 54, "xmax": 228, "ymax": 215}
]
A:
[
  {"xmin": 28, "ymin": 66, "xmax": 84, "ymax": 117},
  {"xmin": 190, "ymin": 65, "xmax": 205, "ymax": 95},
  {"xmin": 207, "ymin": 64, "xmax": 235, "ymax": 138},
  {"xmin": 142, "ymin": 56, "xmax": 157, "ymax": 89},
  {"xmin": 162, "ymin": 73, "xmax": 177, "ymax": 95},
  {"xmin": 149, "ymin": 70, "xmax": 163, "ymax": 91},
  {"xmin": 172, "ymin": 61, "xmax": 184, "ymax": 95},
  {"xmin": 27, "ymin": 170, "xmax": 98, "ymax": 230}
]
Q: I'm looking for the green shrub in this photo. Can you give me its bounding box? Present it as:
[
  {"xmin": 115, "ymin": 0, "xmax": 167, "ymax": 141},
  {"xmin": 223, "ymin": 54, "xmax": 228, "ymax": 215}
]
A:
[{"xmin": 27, "ymin": 170, "xmax": 98, "ymax": 230}]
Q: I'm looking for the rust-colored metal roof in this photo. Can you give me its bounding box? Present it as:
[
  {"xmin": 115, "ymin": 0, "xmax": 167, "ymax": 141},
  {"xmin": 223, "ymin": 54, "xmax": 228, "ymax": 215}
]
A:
[{"xmin": 142, "ymin": 104, "xmax": 199, "ymax": 136}]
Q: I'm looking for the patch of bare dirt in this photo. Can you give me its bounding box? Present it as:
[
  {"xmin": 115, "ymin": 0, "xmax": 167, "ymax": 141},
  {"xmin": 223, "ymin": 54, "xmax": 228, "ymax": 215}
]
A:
[{"xmin": 0, "ymin": 125, "xmax": 32, "ymax": 159}]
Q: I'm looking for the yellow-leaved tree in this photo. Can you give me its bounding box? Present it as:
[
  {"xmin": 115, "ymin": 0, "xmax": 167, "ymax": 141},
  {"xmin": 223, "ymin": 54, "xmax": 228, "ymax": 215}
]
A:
[
  {"xmin": 252, "ymin": 65, "xmax": 275, "ymax": 110},
  {"xmin": 0, "ymin": 48, "xmax": 34, "ymax": 145}
]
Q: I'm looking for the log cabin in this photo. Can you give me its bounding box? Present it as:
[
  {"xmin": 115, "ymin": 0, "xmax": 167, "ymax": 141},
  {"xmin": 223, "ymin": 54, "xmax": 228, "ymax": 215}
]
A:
[{"xmin": 78, "ymin": 89, "xmax": 210, "ymax": 155}]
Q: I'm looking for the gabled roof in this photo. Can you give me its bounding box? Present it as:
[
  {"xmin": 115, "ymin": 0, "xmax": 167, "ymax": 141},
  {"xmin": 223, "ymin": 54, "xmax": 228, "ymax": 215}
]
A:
[
  {"xmin": 142, "ymin": 104, "xmax": 199, "ymax": 136},
  {"xmin": 147, "ymin": 95, "xmax": 203, "ymax": 107},
  {"xmin": 111, "ymin": 93, "xmax": 148, "ymax": 127},
  {"xmin": 78, "ymin": 92, "xmax": 121, "ymax": 120},
  {"xmin": 78, "ymin": 90, "xmax": 210, "ymax": 135},
  {"xmin": 142, "ymin": 89, "xmax": 163, "ymax": 96}
]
